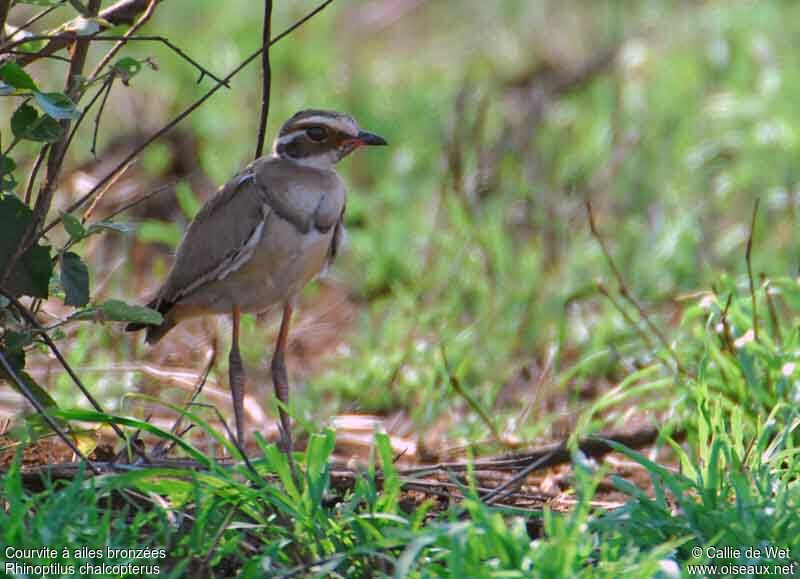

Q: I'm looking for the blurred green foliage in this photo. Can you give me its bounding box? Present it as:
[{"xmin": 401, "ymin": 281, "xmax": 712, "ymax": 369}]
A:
[{"xmin": 3, "ymin": 0, "xmax": 800, "ymax": 574}]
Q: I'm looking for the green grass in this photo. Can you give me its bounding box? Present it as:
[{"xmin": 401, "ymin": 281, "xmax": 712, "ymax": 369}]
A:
[{"xmin": 3, "ymin": 0, "xmax": 800, "ymax": 576}]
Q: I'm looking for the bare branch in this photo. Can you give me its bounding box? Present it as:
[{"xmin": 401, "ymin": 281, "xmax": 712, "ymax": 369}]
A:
[
  {"xmin": 3, "ymin": 35, "xmax": 229, "ymax": 87},
  {"xmin": 2, "ymin": 0, "xmax": 165, "ymax": 66},
  {"xmin": 0, "ymin": 1, "xmax": 12, "ymax": 44},
  {"xmin": 87, "ymin": 0, "xmax": 157, "ymax": 83},
  {"xmin": 254, "ymin": 0, "xmax": 273, "ymax": 159}
]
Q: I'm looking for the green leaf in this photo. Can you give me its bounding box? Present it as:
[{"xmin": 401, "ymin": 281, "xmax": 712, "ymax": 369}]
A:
[
  {"xmin": 10, "ymin": 103, "xmax": 38, "ymax": 139},
  {"xmin": 71, "ymin": 299, "xmax": 162, "ymax": 325},
  {"xmin": 114, "ymin": 57, "xmax": 142, "ymax": 79},
  {"xmin": 62, "ymin": 213, "xmax": 86, "ymax": 241},
  {"xmin": 30, "ymin": 116, "xmax": 63, "ymax": 142},
  {"xmin": 0, "ymin": 62, "xmax": 38, "ymax": 91},
  {"xmin": 0, "ymin": 194, "xmax": 53, "ymax": 298},
  {"xmin": 176, "ymin": 181, "xmax": 201, "ymax": 219},
  {"xmin": 60, "ymin": 251, "xmax": 89, "ymax": 307},
  {"xmin": 11, "ymin": 103, "xmax": 63, "ymax": 142},
  {"xmin": 3, "ymin": 331, "xmax": 34, "ymax": 354},
  {"xmin": 137, "ymin": 219, "xmax": 182, "ymax": 246},
  {"xmin": 1, "ymin": 155, "xmax": 17, "ymax": 192},
  {"xmin": 85, "ymin": 220, "xmax": 133, "ymax": 237},
  {"xmin": 33, "ymin": 91, "xmax": 80, "ymax": 120}
]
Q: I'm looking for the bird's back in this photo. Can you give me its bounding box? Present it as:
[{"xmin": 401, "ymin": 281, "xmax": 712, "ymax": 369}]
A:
[{"xmin": 127, "ymin": 155, "xmax": 346, "ymax": 343}]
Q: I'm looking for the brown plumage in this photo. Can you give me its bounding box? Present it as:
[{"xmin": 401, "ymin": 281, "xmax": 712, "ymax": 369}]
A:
[{"xmin": 126, "ymin": 109, "xmax": 387, "ymax": 450}]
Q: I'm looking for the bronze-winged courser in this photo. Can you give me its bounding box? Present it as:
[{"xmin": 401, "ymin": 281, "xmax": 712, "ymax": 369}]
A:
[{"xmin": 127, "ymin": 109, "xmax": 387, "ymax": 453}]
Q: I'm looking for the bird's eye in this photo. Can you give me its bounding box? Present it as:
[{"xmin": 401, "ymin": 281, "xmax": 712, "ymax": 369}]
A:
[{"xmin": 306, "ymin": 126, "xmax": 328, "ymax": 142}]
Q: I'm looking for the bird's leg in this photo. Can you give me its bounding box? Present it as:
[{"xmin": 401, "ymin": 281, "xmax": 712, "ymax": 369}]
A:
[
  {"xmin": 272, "ymin": 302, "xmax": 294, "ymax": 456},
  {"xmin": 229, "ymin": 304, "xmax": 246, "ymax": 448}
]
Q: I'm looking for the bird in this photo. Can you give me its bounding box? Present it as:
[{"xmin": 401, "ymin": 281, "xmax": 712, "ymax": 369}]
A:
[{"xmin": 126, "ymin": 109, "xmax": 387, "ymax": 455}]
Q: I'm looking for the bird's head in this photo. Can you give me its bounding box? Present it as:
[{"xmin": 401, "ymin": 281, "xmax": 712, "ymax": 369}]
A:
[{"xmin": 273, "ymin": 109, "xmax": 387, "ymax": 169}]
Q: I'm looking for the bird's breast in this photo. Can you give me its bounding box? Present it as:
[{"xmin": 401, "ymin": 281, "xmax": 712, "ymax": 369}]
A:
[{"xmin": 227, "ymin": 211, "xmax": 334, "ymax": 312}]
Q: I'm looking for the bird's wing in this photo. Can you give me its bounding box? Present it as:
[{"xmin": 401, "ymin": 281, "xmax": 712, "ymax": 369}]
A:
[
  {"xmin": 253, "ymin": 156, "xmax": 346, "ymax": 233},
  {"xmin": 156, "ymin": 164, "xmax": 270, "ymax": 307}
]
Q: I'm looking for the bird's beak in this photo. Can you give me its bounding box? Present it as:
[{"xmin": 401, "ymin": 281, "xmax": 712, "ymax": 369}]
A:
[{"xmin": 356, "ymin": 130, "xmax": 388, "ymax": 146}]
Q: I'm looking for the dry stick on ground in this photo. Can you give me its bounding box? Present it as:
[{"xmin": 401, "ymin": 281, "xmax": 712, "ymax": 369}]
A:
[
  {"xmin": 36, "ymin": 0, "xmax": 337, "ymax": 243},
  {"xmin": 746, "ymin": 198, "xmax": 760, "ymax": 342},
  {"xmin": 254, "ymin": 0, "xmax": 273, "ymax": 159},
  {"xmin": 585, "ymin": 200, "xmax": 688, "ymax": 376},
  {"xmin": 399, "ymin": 426, "xmax": 680, "ymax": 476},
  {"xmin": 7, "ymin": 427, "xmax": 681, "ymax": 507},
  {"xmin": 0, "ymin": 351, "xmax": 99, "ymax": 474}
]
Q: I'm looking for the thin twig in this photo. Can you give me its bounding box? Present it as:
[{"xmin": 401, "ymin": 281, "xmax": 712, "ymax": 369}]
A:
[
  {"xmin": 90, "ymin": 74, "xmax": 115, "ymax": 157},
  {"xmin": 1, "ymin": 0, "xmax": 165, "ymax": 66},
  {"xmin": 254, "ymin": 0, "xmax": 273, "ymax": 159},
  {"xmin": 60, "ymin": 73, "xmax": 115, "ymax": 164},
  {"xmin": 0, "ymin": 1, "xmax": 10, "ymax": 44},
  {"xmin": 3, "ymin": 50, "xmax": 72, "ymax": 63},
  {"xmin": 400, "ymin": 427, "xmax": 678, "ymax": 475},
  {"xmin": 81, "ymin": 158, "xmax": 134, "ymax": 224},
  {"xmin": 87, "ymin": 0, "xmax": 157, "ymax": 83},
  {"xmin": 586, "ymin": 200, "xmax": 687, "ymax": 375},
  {"xmin": 479, "ymin": 451, "xmax": 557, "ymax": 505},
  {"xmin": 746, "ymin": 198, "xmax": 760, "ymax": 342},
  {"xmin": 596, "ymin": 282, "xmax": 674, "ymax": 373},
  {"xmin": 24, "ymin": 146, "xmax": 49, "ymax": 205},
  {"xmin": 38, "ymin": 0, "xmax": 337, "ymax": 241},
  {"xmin": 102, "ymin": 177, "xmax": 184, "ymax": 221},
  {"xmin": 0, "ymin": 350, "xmax": 99, "ymax": 474},
  {"xmin": 3, "ymin": 34, "xmax": 229, "ymax": 88}
]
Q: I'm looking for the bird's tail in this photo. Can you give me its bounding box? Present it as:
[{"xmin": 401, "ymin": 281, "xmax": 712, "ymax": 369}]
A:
[{"xmin": 125, "ymin": 299, "xmax": 176, "ymax": 344}]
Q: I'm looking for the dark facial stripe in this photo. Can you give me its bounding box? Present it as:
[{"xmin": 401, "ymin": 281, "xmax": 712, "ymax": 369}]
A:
[{"xmin": 276, "ymin": 136, "xmax": 312, "ymax": 159}]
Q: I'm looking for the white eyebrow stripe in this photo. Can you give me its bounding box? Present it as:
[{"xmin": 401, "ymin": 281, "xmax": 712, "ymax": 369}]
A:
[
  {"xmin": 294, "ymin": 116, "xmax": 358, "ymax": 136},
  {"xmin": 297, "ymin": 115, "xmax": 341, "ymax": 126},
  {"xmin": 276, "ymin": 130, "xmax": 305, "ymax": 146}
]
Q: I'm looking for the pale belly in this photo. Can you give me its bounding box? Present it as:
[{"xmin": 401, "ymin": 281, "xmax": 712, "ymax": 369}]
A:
[{"xmin": 178, "ymin": 212, "xmax": 333, "ymax": 315}]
